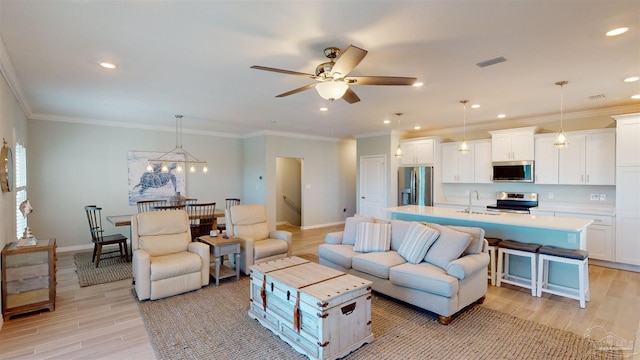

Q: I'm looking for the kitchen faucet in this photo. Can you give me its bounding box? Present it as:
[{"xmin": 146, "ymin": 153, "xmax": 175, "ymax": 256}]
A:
[{"xmin": 468, "ymin": 190, "xmax": 479, "ymax": 214}]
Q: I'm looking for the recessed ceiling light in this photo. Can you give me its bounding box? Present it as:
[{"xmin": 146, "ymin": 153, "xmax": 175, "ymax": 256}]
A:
[
  {"xmin": 624, "ymin": 76, "xmax": 639, "ymax": 83},
  {"xmin": 383, "ymin": 119, "xmax": 391, "ymax": 124},
  {"xmin": 99, "ymin": 62, "xmax": 116, "ymax": 69},
  {"xmin": 632, "ymin": 94, "xmax": 640, "ymax": 100},
  {"xmin": 497, "ymin": 114, "xmax": 506, "ymax": 118},
  {"xmin": 606, "ymin": 27, "xmax": 629, "ymax": 36},
  {"xmin": 320, "ymin": 107, "xmax": 328, "ymax": 111},
  {"xmin": 412, "ymin": 82, "xmax": 424, "ymax": 87},
  {"xmin": 414, "ymin": 126, "xmax": 421, "ymax": 130},
  {"xmin": 471, "ymin": 104, "xmax": 480, "ymax": 109}
]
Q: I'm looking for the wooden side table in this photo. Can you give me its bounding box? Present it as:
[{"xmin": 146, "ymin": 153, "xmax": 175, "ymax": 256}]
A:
[
  {"xmin": 197, "ymin": 235, "xmax": 240, "ymax": 287},
  {"xmin": 2, "ymin": 238, "xmax": 57, "ymax": 321}
]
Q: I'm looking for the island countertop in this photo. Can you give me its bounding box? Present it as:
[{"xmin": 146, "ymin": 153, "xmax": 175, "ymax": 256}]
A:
[{"xmin": 384, "ymin": 205, "xmax": 593, "ymax": 232}]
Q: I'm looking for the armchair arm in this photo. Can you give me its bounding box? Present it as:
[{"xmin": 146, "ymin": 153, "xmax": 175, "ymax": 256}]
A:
[
  {"xmin": 132, "ymin": 249, "xmax": 151, "ymax": 300},
  {"xmin": 325, "ymin": 231, "xmax": 344, "ymax": 245},
  {"xmin": 270, "ymin": 230, "xmax": 293, "ymax": 257},
  {"xmin": 188, "ymin": 242, "xmax": 210, "ymax": 286},
  {"xmin": 446, "ymin": 252, "xmax": 490, "ymax": 280}
]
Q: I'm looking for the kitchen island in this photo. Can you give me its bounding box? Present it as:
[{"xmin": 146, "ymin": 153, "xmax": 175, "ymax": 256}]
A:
[{"xmin": 385, "ymin": 205, "xmax": 594, "ymax": 288}]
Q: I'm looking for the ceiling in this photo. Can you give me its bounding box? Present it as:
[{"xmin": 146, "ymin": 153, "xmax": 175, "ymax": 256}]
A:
[{"xmin": 1, "ymin": 1, "xmax": 639, "ymax": 139}]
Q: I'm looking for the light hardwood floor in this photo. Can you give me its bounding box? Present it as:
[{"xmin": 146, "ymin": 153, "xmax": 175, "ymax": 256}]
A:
[{"xmin": 1, "ymin": 223, "xmax": 638, "ymax": 359}]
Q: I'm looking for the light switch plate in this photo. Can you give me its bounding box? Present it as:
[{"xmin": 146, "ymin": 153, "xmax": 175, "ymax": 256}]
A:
[
  {"xmin": 599, "ymin": 194, "xmax": 607, "ymax": 201},
  {"xmin": 590, "ymin": 194, "xmax": 600, "ymax": 201}
]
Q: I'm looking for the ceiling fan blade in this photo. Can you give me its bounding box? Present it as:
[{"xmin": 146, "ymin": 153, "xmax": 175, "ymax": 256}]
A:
[
  {"xmin": 345, "ymin": 76, "xmax": 417, "ymax": 86},
  {"xmin": 251, "ymin": 65, "xmax": 317, "ymax": 79},
  {"xmin": 331, "ymin": 45, "xmax": 368, "ymax": 78},
  {"xmin": 275, "ymin": 83, "xmax": 317, "ymax": 98},
  {"xmin": 342, "ymin": 87, "xmax": 361, "ymax": 104}
]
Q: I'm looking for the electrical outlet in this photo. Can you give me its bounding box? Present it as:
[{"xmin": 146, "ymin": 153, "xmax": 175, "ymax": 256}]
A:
[
  {"xmin": 590, "ymin": 194, "xmax": 600, "ymax": 201},
  {"xmin": 599, "ymin": 194, "xmax": 607, "ymax": 201},
  {"xmin": 548, "ymin": 192, "xmax": 554, "ymax": 199}
]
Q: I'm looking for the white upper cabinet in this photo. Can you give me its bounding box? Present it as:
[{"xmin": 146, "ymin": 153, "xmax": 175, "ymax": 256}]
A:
[
  {"xmin": 400, "ymin": 138, "xmax": 437, "ymax": 165},
  {"xmin": 615, "ymin": 115, "xmax": 640, "ymax": 166},
  {"xmin": 440, "ymin": 140, "xmax": 491, "ymax": 183},
  {"xmin": 489, "ymin": 127, "xmax": 537, "ymax": 161},
  {"xmin": 558, "ymin": 130, "xmax": 615, "ymax": 185},
  {"xmin": 534, "ymin": 134, "xmax": 559, "ymax": 184},
  {"xmin": 474, "ymin": 141, "xmax": 493, "ymax": 183}
]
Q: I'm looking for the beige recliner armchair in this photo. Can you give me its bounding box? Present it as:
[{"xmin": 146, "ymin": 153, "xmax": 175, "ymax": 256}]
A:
[
  {"xmin": 132, "ymin": 210, "xmax": 209, "ymax": 300},
  {"xmin": 226, "ymin": 204, "xmax": 292, "ymax": 275}
]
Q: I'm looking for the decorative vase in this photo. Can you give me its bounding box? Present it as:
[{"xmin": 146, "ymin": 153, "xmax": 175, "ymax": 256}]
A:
[{"xmin": 170, "ymin": 191, "xmax": 186, "ymax": 205}]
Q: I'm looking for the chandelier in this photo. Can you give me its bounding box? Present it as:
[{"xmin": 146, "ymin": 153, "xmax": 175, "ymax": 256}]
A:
[
  {"xmin": 459, "ymin": 100, "xmax": 470, "ymax": 154},
  {"xmin": 147, "ymin": 115, "xmax": 208, "ymax": 173}
]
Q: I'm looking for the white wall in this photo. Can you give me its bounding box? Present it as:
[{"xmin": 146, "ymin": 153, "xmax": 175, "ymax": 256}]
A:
[
  {"xmin": 0, "ymin": 70, "xmax": 29, "ymax": 329},
  {"xmin": 263, "ymin": 133, "xmax": 356, "ymax": 229},
  {"xmin": 27, "ymin": 119, "xmax": 244, "ymax": 249}
]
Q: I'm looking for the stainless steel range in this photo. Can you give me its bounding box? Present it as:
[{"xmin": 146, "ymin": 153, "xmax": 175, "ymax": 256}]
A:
[{"xmin": 486, "ymin": 192, "xmax": 538, "ymax": 214}]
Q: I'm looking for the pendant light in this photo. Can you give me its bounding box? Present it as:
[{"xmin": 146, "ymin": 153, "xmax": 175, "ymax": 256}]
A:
[
  {"xmin": 394, "ymin": 112, "xmax": 404, "ymax": 158},
  {"xmin": 459, "ymin": 100, "xmax": 470, "ymax": 154},
  {"xmin": 554, "ymin": 81, "xmax": 569, "ymax": 148}
]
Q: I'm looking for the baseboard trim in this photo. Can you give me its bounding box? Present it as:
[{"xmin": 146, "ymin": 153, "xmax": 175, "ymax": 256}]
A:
[
  {"xmin": 301, "ymin": 221, "xmax": 345, "ymax": 230},
  {"xmin": 590, "ymin": 259, "xmax": 640, "ymax": 273}
]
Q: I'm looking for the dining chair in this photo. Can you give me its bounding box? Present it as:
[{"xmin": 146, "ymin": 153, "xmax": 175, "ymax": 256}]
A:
[
  {"xmin": 186, "ymin": 202, "xmax": 216, "ymax": 240},
  {"xmin": 152, "ymin": 204, "xmax": 186, "ymax": 211},
  {"xmin": 185, "ymin": 198, "xmax": 198, "ymax": 205},
  {"xmin": 218, "ymin": 198, "xmax": 241, "ymax": 232},
  {"xmin": 137, "ymin": 200, "xmax": 167, "ymax": 213},
  {"xmin": 84, "ymin": 205, "xmax": 129, "ymax": 268}
]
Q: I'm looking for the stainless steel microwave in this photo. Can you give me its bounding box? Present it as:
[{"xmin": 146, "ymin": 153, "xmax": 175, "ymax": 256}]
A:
[{"xmin": 492, "ymin": 160, "xmax": 534, "ymax": 182}]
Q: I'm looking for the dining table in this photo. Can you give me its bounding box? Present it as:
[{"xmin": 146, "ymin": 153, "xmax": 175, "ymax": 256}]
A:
[{"xmin": 107, "ymin": 208, "xmax": 225, "ymax": 230}]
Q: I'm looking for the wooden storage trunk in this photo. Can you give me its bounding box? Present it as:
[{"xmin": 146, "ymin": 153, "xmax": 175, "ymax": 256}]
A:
[{"xmin": 249, "ymin": 257, "xmax": 374, "ymax": 360}]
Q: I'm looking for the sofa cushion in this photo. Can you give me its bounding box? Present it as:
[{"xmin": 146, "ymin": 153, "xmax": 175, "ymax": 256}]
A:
[
  {"xmin": 423, "ymin": 223, "xmax": 472, "ymax": 270},
  {"xmin": 352, "ymin": 251, "xmax": 406, "ymax": 279},
  {"xmin": 397, "ymin": 222, "xmax": 440, "ymax": 264},
  {"xmin": 150, "ymin": 251, "xmax": 202, "ymax": 281},
  {"xmin": 390, "ymin": 219, "xmax": 412, "ymax": 251},
  {"xmin": 342, "ymin": 216, "xmax": 374, "ymax": 245},
  {"xmin": 389, "ymin": 262, "xmax": 459, "ymax": 297},
  {"xmin": 317, "ymin": 244, "xmax": 359, "ymax": 269},
  {"xmin": 353, "ymin": 222, "xmax": 391, "ymax": 252},
  {"xmin": 448, "ymin": 225, "xmax": 485, "ymax": 255}
]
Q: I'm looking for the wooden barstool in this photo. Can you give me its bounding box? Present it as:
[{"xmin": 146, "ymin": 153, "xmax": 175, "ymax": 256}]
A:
[
  {"xmin": 536, "ymin": 246, "xmax": 590, "ymax": 308},
  {"xmin": 486, "ymin": 237, "xmax": 502, "ymax": 286},
  {"xmin": 496, "ymin": 240, "xmax": 541, "ymax": 296}
]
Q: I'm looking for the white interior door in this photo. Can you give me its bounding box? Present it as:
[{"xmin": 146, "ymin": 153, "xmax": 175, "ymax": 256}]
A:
[{"xmin": 359, "ymin": 155, "xmax": 387, "ymax": 218}]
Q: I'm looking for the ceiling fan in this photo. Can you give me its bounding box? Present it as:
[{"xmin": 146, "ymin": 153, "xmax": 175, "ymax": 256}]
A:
[{"xmin": 251, "ymin": 44, "xmax": 418, "ymax": 104}]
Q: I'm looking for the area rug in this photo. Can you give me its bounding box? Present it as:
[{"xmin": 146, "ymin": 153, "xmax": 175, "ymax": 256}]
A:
[
  {"xmin": 137, "ymin": 275, "xmax": 616, "ymax": 360},
  {"xmin": 73, "ymin": 251, "xmax": 132, "ymax": 287}
]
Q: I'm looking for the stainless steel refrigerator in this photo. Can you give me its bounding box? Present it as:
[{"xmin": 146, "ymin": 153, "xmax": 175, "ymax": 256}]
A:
[{"xmin": 398, "ymin": 166, "xmax": 434, "ymax": 206}]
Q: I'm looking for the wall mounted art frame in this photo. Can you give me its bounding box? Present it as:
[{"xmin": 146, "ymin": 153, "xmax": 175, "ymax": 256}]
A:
[{"xmin": 127, "ymin": 151, "xmax": 186, "ymax": 206}]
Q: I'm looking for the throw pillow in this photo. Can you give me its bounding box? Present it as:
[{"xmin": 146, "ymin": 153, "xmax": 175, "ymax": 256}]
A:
[
  {"xmin": 342, "ymin": 216, "xmax": 374, "ymax": 245},
  {"xmin": 448, "ymin": 225, "xmax": 485, "ymax": 255},
  {"xmin": 423, "ymin": 223, "xmax": 472, "ymax": 269},
  {"xmin": 397, "ymin": 222, "xmax": 440, "ymax": 264},
  {"xmin": 353, "ymin": 222, "xmax": 392, "ymax": 253}
]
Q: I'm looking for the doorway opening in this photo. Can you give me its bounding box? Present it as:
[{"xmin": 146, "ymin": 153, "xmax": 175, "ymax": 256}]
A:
[{"xmin": 276, "ymin": 157, "xmax": 302, "ymax": 227}]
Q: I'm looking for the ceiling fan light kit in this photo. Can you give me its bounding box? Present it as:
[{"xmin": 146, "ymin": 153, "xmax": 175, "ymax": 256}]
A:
[
  {"xmin": 315, "ymin": 81, "xmax": 349, "ymax": 100},
  {"xmin": 251, "ymin": 44, "xmax": 417, "ymax": 103}
]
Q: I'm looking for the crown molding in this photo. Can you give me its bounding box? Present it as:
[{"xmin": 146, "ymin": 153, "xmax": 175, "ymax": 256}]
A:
[
  {"xmin": 0, "ymin": 34, "xmax": 33, "ymax": 118},
  {"xmin": 243, "ymin": 129, "xmax": 347, "ymax": 143},
  {"xmin": 29, "ymin": 113, "xmax": 242, "ymax": 138}
]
